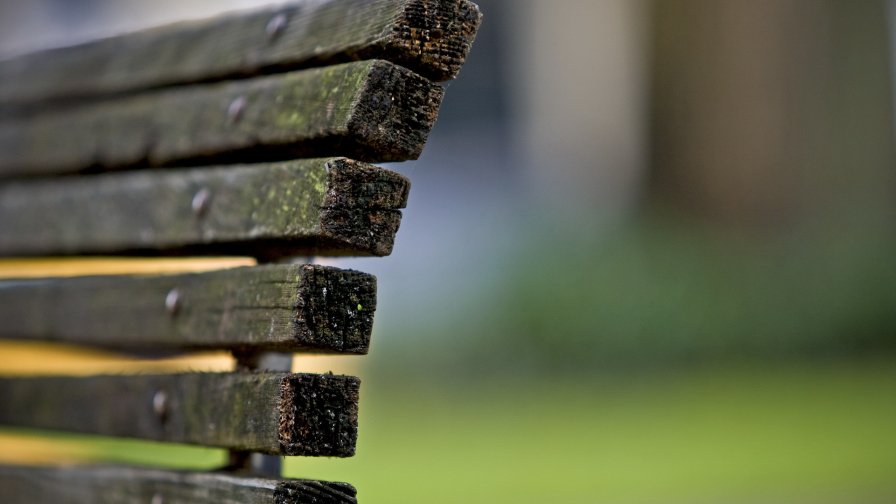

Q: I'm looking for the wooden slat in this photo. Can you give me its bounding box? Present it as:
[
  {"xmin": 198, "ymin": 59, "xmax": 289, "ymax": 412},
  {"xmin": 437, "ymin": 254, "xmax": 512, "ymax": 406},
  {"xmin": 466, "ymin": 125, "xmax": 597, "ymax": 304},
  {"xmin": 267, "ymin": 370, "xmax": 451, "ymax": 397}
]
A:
[
  {"xmin": 0, "ymin": 158, "xmax": 409, "ymax": 258},
  {"xmin": 0, "ymin": 60, "xmax": 443, "ymax": 177},
  {"xmin": 0, "ymin": 264, "xmax": 376, "ymax": 354},
  {"xmin": 0, "ymin": 372, "xmax": 360, "ymax": 456},
  {"xmin": 0, "ymin": 465, "xmax": 357, "ymax": 504},
  {"xmin": 0, "ymin": 0, "xmax": 482, "ymax": 106},
  {"xmin": 0, "ymin": 258, "xmax": 256, "ymax": 279}
]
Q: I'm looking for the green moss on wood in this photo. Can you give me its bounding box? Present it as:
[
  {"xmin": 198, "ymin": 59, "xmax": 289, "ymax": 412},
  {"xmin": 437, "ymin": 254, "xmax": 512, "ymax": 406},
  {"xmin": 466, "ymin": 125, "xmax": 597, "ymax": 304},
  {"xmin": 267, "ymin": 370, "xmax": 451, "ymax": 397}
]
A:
[
  {"xmin": 0, "ymin": 60, "xmax": 443, "ymax": 177},
  {"xmin": 0, "ymin": 158, "xmax": 410, "ymax": 258},
  {"xmin": 0, "ymin": 0, "xmax": 481, "ymax": 106}
]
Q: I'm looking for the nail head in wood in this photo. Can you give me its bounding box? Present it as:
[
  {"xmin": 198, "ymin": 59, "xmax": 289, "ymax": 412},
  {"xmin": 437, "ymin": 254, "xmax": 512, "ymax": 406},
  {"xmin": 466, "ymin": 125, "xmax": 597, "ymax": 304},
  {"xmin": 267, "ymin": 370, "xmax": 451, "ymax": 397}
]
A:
[
  {"xmin": 266, "ymin": 13, "xmax": 288, "ymax": 41},
  {"xmin": 227, "ymin": 96, "xmax": 246, "ymax": 124},
  {"xmin": 152, "ymin": 390, "xmax": 168, "ymax": 419},
  {"xmin": 191, "ymin": 187, "xmax": 211, "ymax": 217},
  {"xmin": 164, "ymin": 288, "xmax": 181, "ymax": 316},
  {"xmin": 151, "ymin": 493, "xmax": 163, "ymax": 504}
]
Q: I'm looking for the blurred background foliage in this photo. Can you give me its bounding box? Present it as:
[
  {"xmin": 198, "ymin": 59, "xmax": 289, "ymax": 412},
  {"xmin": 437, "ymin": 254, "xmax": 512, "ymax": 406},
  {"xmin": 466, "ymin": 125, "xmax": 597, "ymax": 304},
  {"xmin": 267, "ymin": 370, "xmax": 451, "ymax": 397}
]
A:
[{"xmin": 1, "ymin": 0, "xmax": 895, "ymax": 502}]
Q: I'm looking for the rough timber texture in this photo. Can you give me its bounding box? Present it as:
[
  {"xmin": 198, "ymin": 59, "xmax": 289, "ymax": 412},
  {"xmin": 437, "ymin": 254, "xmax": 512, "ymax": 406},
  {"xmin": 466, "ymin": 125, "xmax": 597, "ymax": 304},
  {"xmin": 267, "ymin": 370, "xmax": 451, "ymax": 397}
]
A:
[
  {"xmin": 0, "ymin": 158, "xmax": 409, "ymax": 258},
  {"xmin": 0, "ymin": 60, "xmax": 444, "ymax": 177},
  {"xmin": 0, "ymin": 0, "xmax": 482, "ymax": 106},
  {"xmin": 0, "ymin": 372, "xmax": 360, "ymax": 456},
  {"xmin": 0, "ymin": 465, "xmax": 357, "ymax": 504},
  {"xmin": 0, "ymin": 264, "xmax": 376, "ymax": 354}
]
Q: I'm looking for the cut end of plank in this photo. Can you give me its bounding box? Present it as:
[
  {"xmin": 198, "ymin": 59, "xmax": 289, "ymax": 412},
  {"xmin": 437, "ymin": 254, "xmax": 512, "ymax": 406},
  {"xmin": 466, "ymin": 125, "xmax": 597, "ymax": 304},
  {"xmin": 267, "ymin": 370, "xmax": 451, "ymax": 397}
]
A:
[
  {"xmin": 295, "ymin": 265, "xmax": 376, "ymax": 354},
  {"xmin": 318, "ymin": 209, "xmax": 402, "ymax": 257},
  {"xmin": 347, "ymin": 60, "xmax": 445, "ymax": 161},
  {"xmin": 274, "ymin": 480, "xmax": 358, "ymax": 504},
  {"xmin": 278, "ymin": 373, "xmax": 360, "ymax": 457},
  {"xmin": 324, "ymin": 158, "xmax": 410, "ymax": 210},
  {"xmin": 387, "ymin": 0, "xmax": 484, "ymax": 81},
  {"xmin": 316, "ymin": 158, "xmax": 410, "ymax": 256}
]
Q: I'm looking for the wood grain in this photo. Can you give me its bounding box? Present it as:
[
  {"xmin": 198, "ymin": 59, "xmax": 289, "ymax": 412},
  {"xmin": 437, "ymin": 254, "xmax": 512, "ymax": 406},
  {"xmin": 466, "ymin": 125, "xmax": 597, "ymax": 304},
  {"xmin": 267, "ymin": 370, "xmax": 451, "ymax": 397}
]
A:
[
  {"xmin": 0, "ymin": 372, "xmax": 360, "ymax": 456},
  {"xmin": 0, "ymin": 264, "xmax": 376, "ymax": 354},
  {"xmin": 0, "ymin": 465, "xmax": 357, "ymax": 504},
  {"xmin": 0, "ymin": 60, "xmax": 444, "ymax": 177},
  {"xmin": 0, "ymin": 158, "xmax": 409, "ymax": 258},
  {"xmin": 0, "ymin": 0, "xmax": 482, "ymax": 106}
]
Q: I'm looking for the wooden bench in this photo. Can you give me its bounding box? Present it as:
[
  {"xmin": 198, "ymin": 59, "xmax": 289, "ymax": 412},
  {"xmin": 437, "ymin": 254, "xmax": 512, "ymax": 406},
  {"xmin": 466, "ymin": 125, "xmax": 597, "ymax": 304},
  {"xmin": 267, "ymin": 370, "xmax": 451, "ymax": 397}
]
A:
[{"xmin": 0, "ymin": 1, "xmax": 481, "ymax": 502}]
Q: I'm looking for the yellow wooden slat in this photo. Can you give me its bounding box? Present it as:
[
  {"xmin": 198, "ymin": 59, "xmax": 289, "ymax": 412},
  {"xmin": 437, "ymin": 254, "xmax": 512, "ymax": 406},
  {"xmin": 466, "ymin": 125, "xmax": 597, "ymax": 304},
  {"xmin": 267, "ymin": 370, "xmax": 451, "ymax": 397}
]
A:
[
  {"xmin": 0, "ymin": 341, "xmax": 234, "ymax": 377},
  {"xmin": 0, "ymin": 257, "xmax": 255, "ymax": 279},
  {"xmin": 0, "ymin": 432, "xmax": 95, "ymax": 465}
]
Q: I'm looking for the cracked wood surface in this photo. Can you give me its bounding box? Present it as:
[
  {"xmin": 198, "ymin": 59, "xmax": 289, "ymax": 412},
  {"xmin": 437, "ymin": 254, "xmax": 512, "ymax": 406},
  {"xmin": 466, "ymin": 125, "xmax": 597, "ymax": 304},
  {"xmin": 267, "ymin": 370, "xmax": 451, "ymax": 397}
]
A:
[
  {"xmin": 0, "ymin": 372, "xmax": 360, "ymax": 456},
  {"xmin": 0, "ymin": 60, "xmax": 444, "ymax": 177},
  {"xmin": 0, "ymin": 158, "xmax": 409, "ymax": 258},
  {"xmin": 0, "ymin": 264, "xmax": 376, "ymax": 354},
  {"xmin": 0, "ymin": 465, "xmax": 357, "ymax": 504},
  {"xmin": 0, "ymin": 0, "xmax": 482, "ymax": 106}
]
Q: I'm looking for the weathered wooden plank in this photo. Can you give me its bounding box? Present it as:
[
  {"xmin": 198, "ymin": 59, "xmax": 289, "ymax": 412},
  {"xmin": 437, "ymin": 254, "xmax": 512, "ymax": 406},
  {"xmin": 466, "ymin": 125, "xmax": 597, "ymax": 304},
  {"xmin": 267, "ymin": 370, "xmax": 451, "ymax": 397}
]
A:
[
  {"xmin": 0, "ymin": 372, "xmax": 360, "ymax": 456},
  {"xmin": 0, "ymin": 60, "xmax": 443, "ymax": 177},
  {"xmin": 0, "ymin": 158, "xmax": 409, "ymax": 258},
  {"xmin": 0, "ymin": 264, "xmax": 375, "ymax": 354},
  {"xmin": 0, "ymin": 0, "xmax": 482, "ymax": 106},
  {"xmin": 0, "ymin": 465, "xmax": 357, "ymax": 504}
]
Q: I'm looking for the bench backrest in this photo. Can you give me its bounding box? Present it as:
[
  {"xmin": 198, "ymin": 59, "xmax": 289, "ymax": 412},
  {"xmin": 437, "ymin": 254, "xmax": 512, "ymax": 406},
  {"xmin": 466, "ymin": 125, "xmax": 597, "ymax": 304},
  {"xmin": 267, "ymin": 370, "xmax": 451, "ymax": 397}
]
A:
[{"xmin": 0, "ymin": 1, "xmax": 480, "ymax": 502}]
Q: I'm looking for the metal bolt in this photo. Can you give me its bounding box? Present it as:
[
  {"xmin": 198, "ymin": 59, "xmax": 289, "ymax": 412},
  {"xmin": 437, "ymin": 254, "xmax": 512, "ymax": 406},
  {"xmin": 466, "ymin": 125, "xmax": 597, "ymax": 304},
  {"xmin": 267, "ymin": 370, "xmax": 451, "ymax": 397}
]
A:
[
  {"xmin": 151, "ymin": 494, "xmax": 163, "ymax": 504},
  {"xmin": 165, "ymin": 288, "xmax": 181, "ymax": 315},
  {"xmin": 227, "ymin": 96, "xmax": 246, "ymax": 124},
  {"xmin": 191, "ymin": 188, "xmax": 211, "ymax": 217},
  {"xmin": 266, "ymin": 13, "xmax": 288, "ymax": 40},
  {"xmin": 152, "ymin": 391, "xmax": 168, "ymax": 418}
]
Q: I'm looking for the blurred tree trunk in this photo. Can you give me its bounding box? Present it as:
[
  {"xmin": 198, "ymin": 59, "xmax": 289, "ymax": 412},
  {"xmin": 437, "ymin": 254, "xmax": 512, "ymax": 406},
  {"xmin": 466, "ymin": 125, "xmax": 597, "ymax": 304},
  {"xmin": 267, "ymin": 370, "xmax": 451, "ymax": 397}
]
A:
[
  {"xmin": 510, "ymin": 0, "xmax": 649, "ymax": 226},
  {"xmin": 649, "ymin": 0, "xmax": 896, "ymax": 233}
]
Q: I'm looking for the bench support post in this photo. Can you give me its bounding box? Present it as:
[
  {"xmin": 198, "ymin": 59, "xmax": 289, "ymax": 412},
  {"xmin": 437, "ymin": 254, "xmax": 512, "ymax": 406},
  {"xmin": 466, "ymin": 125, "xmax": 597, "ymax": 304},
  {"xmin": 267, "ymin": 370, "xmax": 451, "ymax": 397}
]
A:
[{"xmin": 231, "ymin": 351, "xmax": 294, "ymax": 476}]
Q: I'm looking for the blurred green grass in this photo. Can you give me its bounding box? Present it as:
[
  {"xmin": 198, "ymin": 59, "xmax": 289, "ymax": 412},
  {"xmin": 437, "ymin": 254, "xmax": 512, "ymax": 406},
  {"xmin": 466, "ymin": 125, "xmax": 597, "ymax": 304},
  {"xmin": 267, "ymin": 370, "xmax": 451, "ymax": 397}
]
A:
[
  {"xmin": 290, "ymin": 360, "xmax": 896, "ymax": 503},
  {"xmin": 7, "ymin": 359, "xmax": 893, "ymax": 503},
  {"xmin": 405, "ymin": 216, "xmax": 896, "ymax": 375}
]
